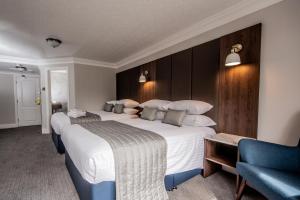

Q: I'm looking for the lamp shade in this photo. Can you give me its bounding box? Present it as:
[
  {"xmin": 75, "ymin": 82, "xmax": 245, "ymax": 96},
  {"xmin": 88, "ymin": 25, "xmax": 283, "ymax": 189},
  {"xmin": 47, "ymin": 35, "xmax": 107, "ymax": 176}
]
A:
[
  {"xmin": 139, "ymin": 73, "xmax": 146, "ymax": 83},
  {"xmin": 225, "ymin": 52, "xmax": 241, "ymax": 67}
]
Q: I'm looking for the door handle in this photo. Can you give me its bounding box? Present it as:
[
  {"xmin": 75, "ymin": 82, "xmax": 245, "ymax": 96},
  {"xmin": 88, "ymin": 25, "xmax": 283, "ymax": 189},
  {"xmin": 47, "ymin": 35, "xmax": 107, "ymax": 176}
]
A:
[{"xmin": 35, "ymin": 97, "xmax": 41, "ymax": 105}]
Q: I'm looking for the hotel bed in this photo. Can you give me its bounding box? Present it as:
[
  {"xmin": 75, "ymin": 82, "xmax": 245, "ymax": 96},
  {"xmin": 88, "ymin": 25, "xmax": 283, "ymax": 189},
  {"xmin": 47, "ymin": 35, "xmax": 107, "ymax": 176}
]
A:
[
  {"xmin": 50, "ymin": 111, "xmax": 138, "ymax": 154},
  {"xmin": 61, "ymin": 118, "xmax": 216, "ymax": 200}
]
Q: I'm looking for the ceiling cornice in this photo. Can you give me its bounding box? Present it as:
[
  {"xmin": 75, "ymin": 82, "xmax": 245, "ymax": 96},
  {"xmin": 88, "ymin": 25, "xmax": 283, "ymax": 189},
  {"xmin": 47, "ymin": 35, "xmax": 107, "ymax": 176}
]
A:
[
  {"xmin": 0, "ymin": 55, "xmax": 41, "ymax": 65},
  {"xmin": 116, "ymin": 0, "xmax": 284, "ymax": 70},
  {"xmin": 0, "ymin": 55, "xmax": 118, "ymax": 69},
  {"xmin": 0, "ymin": 0, "xmax": 283, "ymax": 70},
  {"xmin": 72, "ymin": 57, "xmax": 117, "ymax": 68}
]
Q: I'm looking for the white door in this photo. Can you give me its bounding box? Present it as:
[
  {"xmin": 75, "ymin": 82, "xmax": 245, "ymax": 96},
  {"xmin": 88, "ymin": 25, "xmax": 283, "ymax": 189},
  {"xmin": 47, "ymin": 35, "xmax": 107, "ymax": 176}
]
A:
[{"xmin": 16, "ymin": 75, "xmax": 41, "ymax": 126}]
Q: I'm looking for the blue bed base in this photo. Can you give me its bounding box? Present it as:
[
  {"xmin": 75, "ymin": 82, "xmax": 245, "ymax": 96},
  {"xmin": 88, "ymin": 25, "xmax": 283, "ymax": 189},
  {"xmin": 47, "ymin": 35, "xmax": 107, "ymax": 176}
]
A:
[
  {"xmin": 51, "ymin": 128, "xmax": 65, "ymax": 154},
  {"xmin": 65, "ymin": 151, "xmax": 203, "ymax": 200}
]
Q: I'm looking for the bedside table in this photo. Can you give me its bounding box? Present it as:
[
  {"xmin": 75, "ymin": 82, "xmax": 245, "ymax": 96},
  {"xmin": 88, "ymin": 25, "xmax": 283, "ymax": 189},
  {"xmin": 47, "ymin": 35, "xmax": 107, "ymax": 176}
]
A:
[{"xmin": 203, "ymin": 133, "xmax": 249, "ymax": 178}]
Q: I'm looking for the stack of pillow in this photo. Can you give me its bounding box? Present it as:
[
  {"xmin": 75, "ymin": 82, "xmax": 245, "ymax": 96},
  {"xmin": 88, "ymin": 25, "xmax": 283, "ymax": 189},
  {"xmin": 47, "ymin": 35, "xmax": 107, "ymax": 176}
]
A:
[
  {"xmin": 67, "ymin": 108, "xmax": 86, "ymax": 118},
  {"xmin": 139, "ymin": 99, "xmax": 216, "ymax": 127},
  {"xmin": 103, "ymin": 99, "xmax": 140, "ymax": 115}
]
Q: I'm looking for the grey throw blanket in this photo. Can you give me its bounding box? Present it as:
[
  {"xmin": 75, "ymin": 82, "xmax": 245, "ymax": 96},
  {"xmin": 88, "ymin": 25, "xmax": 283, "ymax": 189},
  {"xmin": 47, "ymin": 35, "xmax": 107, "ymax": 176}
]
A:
[
  {"xmin": 67, "ymin": 112, "xmax": 101, "ymax": 124},
  {"xmin": 80, "ymin": 121, "xmax": 168, "ymax": 200}
]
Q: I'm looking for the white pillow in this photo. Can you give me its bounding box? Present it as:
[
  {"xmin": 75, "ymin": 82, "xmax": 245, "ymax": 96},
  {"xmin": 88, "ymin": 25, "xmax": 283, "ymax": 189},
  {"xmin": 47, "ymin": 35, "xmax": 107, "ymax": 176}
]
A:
[
  {"xmin": 163, "ymin": 100, "xmax": 213, "ymax": 115},
  {"xmin": 139, "ymin": 99, "xmax": 171, "ymax": 111},
  {"xmin": 123, "ymin": 108, "xmax": 139, "ymax": 115},
  {"xmin": 182, "ymin": 115, "xmax": 216, "ymax": 127},
  {"xmin": 118, "ymin": 99, "xmax": 139, "ymax": 108},
  {"xmin": 106, "ymin": 100, "xmax": 118, "ymax": 105},
  {"xmin": 155, "ymin": 111, "xmax": 166, "ymax": 120}
]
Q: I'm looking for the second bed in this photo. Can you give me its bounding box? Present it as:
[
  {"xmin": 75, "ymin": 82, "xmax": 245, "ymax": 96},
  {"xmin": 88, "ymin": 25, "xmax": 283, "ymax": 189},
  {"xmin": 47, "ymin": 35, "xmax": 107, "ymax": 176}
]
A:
[{"xmin": 50, "ymin": 111, "xmax": 138, "ymax": 153}]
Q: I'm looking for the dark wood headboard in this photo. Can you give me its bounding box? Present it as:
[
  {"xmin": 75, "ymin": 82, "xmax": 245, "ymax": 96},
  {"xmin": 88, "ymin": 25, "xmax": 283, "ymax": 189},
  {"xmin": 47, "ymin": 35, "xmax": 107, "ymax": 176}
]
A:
[{"xmin": 116, "ymin": 24, "xmax": 261, "ymax": 138}]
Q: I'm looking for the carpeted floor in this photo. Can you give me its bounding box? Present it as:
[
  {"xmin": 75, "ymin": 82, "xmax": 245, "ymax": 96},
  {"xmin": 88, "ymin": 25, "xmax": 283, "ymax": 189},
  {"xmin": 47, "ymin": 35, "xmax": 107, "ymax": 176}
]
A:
[{"xmin": 0, "ymin": 126, "xmax": 266, "ymax": 200}]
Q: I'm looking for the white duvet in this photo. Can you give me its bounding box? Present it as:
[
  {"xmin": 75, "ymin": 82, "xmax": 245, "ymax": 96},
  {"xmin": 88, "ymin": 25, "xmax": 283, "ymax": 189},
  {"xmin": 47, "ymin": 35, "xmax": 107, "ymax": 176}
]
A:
[
  {"xmin": 50, "ymin": 111, "xmax": 138, "ymax": 135},
  {"xmin": 61, "ymin": 118, "xmax": 216, "ymax": 184}
]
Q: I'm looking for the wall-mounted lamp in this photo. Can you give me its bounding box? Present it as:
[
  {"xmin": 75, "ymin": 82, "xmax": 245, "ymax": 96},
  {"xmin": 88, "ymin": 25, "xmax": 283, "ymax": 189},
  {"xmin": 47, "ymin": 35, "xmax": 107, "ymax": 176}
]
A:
[
  {"xmin": 139, "ymin": 70, "xmax": 148, "ymax": 83},
  {"xmin": 225, "ymin": 44, "xmax": 243, "ymax": 67}
]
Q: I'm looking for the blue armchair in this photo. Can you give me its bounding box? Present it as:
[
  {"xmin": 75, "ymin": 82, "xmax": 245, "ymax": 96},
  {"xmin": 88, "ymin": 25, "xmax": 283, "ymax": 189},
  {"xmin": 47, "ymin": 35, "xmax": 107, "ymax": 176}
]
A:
[{"xmin": 236, "ymin": 139, "xmax": 300, "ymax": 200}]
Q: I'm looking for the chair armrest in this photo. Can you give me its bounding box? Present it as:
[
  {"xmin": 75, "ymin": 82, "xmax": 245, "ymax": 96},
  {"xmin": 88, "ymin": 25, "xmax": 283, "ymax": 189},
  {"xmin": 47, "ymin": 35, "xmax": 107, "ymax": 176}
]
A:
[{"xmin": 238, "ymin": 139, "xmax": 300, "ymax": 172}]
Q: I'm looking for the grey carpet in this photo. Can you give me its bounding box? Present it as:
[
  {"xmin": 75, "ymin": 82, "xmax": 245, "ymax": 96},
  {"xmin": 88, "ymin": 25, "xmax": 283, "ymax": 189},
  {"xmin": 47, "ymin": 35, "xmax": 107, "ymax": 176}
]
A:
[{"xmin": 0, "ymin": 126, "xmax": 266, "ymax": 200}]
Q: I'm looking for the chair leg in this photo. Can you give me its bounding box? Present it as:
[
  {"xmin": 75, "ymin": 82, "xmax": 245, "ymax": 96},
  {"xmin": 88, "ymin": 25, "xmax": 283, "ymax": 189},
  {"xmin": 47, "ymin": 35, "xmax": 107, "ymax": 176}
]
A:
[
  {"xmin": 235, "ymin": 179, "xmax": 246, "ymax": 200},
  {"xmin": 236, "ymin": 175, "xmax": 241, "ymax": 193}
]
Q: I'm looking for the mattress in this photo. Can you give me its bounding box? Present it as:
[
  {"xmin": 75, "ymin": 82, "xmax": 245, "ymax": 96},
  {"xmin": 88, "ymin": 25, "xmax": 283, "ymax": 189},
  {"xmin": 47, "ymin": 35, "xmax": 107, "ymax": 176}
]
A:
[
  {"xmin": 61, "ymin": 118, "xmax": 216, "ymax": 184},
  {"xmin": 50, "ymin": 111, "xmax": 138, "ymax": 135}
]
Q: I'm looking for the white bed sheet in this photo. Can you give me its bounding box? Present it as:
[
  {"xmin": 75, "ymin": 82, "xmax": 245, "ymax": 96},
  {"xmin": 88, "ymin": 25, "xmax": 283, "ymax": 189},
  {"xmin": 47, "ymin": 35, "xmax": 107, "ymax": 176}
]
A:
[
  {"xmin": 50, "ymin": 111, "xmax": 138, "ymax": 135},
  {"xmin": 61, "ymin": 118, "xmax": 216, "ymax": 184},
  {"xmin": 51, "ymin": 112, "xmax": 71, "ymax": 135}
]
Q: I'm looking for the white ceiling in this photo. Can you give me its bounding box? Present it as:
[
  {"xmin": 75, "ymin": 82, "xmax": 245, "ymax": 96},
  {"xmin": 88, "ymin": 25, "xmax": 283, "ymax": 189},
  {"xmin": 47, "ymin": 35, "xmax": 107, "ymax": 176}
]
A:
[{"xmin": 0, "ymin": 0, "xmax": 282, "ymax": 67}]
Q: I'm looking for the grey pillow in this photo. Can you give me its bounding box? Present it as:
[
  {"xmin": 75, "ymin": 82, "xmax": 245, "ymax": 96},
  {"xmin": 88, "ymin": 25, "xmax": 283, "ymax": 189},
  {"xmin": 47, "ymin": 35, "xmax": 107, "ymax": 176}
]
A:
[
  {"xmin": 141, "ymin": 107, "xmax": 158, "ymax": 121},
  {"xmin": 113, "ymin": 104, "xmax": 124, "ymax": 114},
  {"xmin": 103, "ymin": 103, "xmax": 114, "ymax": 112},
  {"xmin": 162, "ymin": 109, "xmax": 186, "ymax": 127}
]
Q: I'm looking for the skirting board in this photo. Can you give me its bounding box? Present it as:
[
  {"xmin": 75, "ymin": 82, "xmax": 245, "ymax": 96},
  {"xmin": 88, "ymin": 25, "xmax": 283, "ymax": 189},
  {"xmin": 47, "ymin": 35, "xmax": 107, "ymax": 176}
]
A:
[
  {"xmin": 0, "ymin": 123, "xmax": 18, "ymax": 129},
  {"xmin": 42, "ymin": 128, "xmax": 51, "ymax": 134}
]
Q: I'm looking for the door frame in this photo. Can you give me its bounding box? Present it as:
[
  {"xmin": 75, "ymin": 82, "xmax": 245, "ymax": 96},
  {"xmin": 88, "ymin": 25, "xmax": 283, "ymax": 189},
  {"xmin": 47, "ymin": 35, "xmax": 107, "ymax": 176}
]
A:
[
  {"xmin": 16, "ymin": 73, "xmax": 41, "ymax": 127},
  {"xmin": 0, "ymin": 72, "xmax": 41, "ymax": 129},
  {"xmin": 44, "ymin": 66, "xmax": 70, "ymax": 133}
]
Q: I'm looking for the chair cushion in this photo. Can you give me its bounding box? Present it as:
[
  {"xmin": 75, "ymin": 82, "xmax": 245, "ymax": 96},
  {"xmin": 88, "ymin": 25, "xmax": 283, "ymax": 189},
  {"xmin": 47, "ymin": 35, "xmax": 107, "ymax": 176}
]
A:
[{"xmin": 237, "ymin": 162, "xmax": 300, "ymax": 200}]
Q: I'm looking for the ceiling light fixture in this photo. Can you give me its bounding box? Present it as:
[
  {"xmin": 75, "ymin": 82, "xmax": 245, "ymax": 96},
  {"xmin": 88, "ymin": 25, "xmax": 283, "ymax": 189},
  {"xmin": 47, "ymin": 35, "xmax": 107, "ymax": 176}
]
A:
[
  {"xmin": 9, "ymin": 64, "xmax": 33, "ymax": 72},
  {"xmin": 46, "ymin": 37, "xmax": 62, "ymax": 48}
]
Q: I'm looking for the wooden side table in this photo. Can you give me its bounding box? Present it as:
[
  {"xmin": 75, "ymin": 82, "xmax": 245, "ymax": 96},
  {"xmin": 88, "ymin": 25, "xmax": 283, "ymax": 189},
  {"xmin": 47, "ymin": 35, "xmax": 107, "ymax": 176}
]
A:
[
  {"xmin": 203, "ymin": 133, "xmax": 249, "ymax": 192},
  {"xmin": 203, "ymin": 133, "xmax": 250, "ymax": 190}
]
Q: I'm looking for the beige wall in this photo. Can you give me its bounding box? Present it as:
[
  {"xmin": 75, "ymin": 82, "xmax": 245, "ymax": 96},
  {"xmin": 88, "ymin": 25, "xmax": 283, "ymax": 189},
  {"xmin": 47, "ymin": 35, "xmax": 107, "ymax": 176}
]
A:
[
  {"xmin": 189, "ymin": 0, "xmax": 300, "ymax": 146},
  {"xmin": 74, "ymin": 64, "xmax": 116, "ymax": 111},
  {"xmin": 118, "ymin": 0, "xmax": 300, "ymax": 146},
  {"xmin": 0, "ymin": 73, "xmax": 16, "ymax": 125}
]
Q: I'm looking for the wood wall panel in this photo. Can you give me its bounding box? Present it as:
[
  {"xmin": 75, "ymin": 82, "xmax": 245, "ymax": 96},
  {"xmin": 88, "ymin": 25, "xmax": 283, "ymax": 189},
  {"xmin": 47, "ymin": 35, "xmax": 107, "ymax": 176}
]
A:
[
  {"xmin": 155, "ymin": 56, "xmax": 172, "ymax": 100},
  {"xmin": 171, "ymin": 48, "xmax": 192, "ymax": 100},
  {"xmin": 218, "ymin": 24, "xmax": 261, "ymax": 138},
  {"xmin": 139, "ymin": 61, "xmax": 156, "ymax": 102},
  {"xmin": 116, "ymin": 71, "xmax": 127, "ymax": 100},
  {"xmin": 116, "ymin": 67, "xmax": 140, "ymax": 101},
  {"xmin": 129, "ymin": 67, "xmax": 141, "ymax": 101},
  {"xmin": 116, "ymin": 24, "xmax": 261, "ymax": 138},
  {"xmin": 192, "ymin": 39, "xmax": 220, "ymax": 120}
]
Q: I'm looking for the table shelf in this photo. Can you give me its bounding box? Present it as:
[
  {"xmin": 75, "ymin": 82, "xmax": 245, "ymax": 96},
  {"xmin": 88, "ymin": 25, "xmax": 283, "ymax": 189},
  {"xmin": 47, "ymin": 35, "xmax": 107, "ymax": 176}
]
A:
[
  {"xmin": 206, "ymin": 155, "xmax": 236, "ymax": 169},
  {"xmin": 203, "ymin": 134, "xmax": 242, "ymax": 177}
]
